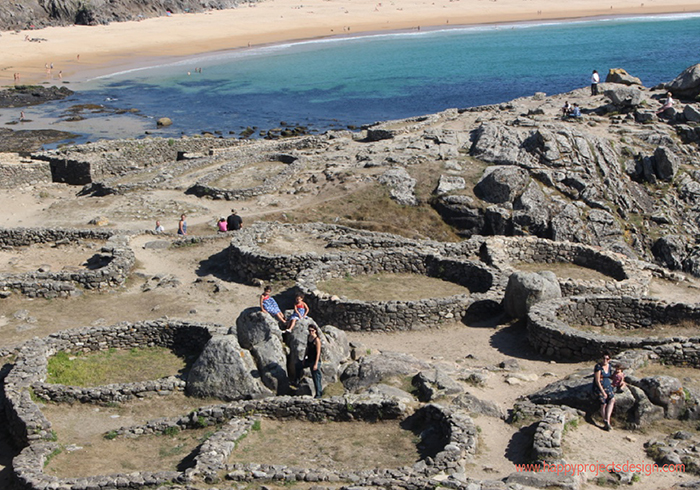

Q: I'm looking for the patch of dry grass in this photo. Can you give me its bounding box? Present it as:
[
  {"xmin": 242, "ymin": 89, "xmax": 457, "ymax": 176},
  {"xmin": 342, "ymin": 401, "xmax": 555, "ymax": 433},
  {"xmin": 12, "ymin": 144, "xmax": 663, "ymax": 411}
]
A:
[{"xmin": 229, "ymin": 418, "xmax": 420, "ymax": 471}]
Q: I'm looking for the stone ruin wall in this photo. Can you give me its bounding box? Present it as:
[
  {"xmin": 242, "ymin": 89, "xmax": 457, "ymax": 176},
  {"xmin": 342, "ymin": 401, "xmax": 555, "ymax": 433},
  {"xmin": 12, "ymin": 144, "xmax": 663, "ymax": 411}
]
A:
[
  {"xmin": 0, "ymin": 161, "xmax": 52, "ymax": 188},
  {"xmin": 527, "ymin": 295, "xmax": 700, "ymax": 364},
  {"xmin": 31, "ymin": 137, "xmax": 252, "ymax": 185},
  {"xmin": 0, "ymin": 228, "xmax": 135, "ymax": 298},
  {"xmin": 295, "ymin": 252, "xmax": 503, "ymax": 331},
  {"xmin": 1, "ymin": 318, "xmax": 478, "ymax": 490}
]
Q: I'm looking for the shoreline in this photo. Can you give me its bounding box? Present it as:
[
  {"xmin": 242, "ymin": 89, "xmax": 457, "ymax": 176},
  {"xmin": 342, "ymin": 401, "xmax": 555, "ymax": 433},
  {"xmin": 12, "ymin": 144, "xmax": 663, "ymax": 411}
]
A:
[{"xmin": 2, "ymin": 0, "xmax": 700, "ymax": 86}]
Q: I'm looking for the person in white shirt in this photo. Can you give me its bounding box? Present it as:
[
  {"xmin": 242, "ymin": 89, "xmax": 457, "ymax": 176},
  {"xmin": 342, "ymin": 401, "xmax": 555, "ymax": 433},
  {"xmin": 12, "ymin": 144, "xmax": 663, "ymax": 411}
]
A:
[
  {"xmin": 656, "ymin": 92, "xmax": 674, "ymax": 116},
  {"xmin": 591, "ymin": 70, "xmax": 600, "ymax": 96}
]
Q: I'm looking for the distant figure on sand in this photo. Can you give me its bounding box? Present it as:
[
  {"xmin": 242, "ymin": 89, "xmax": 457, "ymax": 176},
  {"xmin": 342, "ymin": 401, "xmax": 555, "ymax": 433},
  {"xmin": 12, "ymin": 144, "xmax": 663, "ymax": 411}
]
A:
[
  {"xmin": 217, "ymin": 217, "xmax": 228, "ymax": 232},
  {"xmin": 591, "ymin": 70, "xmax": 599, "ymax": 96},
  {"xmin": 155, "ymin": 220, "xmax": 165, "ymax": 233},
  {"xmin": 593, "ymin": 352, "xmax": 615, "ymax": 431},
  {"xmin": 178, "ymin": 214, "xmax": 187, "ymax": 235},
  {"xmin": 285, "ymin": 294, "xmax": 309, "ymax": 332},
  {"xmin": 226, "ymin": 209, "xmax": 243, "ymax": 231},
  {"xmin": 260, "ymin": 286, "xmax": 285, "ymax": 323},
  {"xmin": 656, "ymin": 92, "xmax": 674, "ymax": 116}
]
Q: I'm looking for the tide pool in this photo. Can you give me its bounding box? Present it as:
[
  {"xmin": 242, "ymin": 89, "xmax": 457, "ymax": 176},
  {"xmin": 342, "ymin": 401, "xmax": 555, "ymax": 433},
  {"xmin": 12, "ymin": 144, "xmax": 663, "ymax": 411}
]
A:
[{"xmin": 8, "ymin": 14, "xmax": 700, "ymax": 143}]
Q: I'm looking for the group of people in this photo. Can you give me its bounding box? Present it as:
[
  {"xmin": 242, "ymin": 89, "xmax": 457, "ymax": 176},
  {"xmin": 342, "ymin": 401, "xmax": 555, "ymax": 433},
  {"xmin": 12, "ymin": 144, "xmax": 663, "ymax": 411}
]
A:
[
  {"xmin": 154, "ymin": 209, "xmax": 243, "ymax": 235},
  {"xmin": 260, "ymin": 286, "xmax": 322, "ymax": 398},
  {"xmin": 591, "ymin": 69, "xmax": 676, "ymax": 117},
  {"xmin": 561, "ymin": 101, "xmax": 582, "ymax": 118}
]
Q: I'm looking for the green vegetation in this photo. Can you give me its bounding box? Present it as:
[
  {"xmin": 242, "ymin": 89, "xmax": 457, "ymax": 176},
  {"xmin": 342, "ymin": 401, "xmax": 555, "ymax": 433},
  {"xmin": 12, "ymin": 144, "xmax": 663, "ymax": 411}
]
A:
[
  {"xmin": 162, "ymin": 426, "xmax": 180, "ymax": 437},
  {"xmin": 104, "ymin": 431, "xmax": 118, "ymax": 440},
  {"xmin": 251, "ymin": 419, "xmax": 262, "ymax": 431},
  {"xmin": 46, "ymin": 347, "xmax": 187, "ymax": 386},
  {"xmin": 44, "ymin": 447, "xmax": 63, "ymax": 467}
]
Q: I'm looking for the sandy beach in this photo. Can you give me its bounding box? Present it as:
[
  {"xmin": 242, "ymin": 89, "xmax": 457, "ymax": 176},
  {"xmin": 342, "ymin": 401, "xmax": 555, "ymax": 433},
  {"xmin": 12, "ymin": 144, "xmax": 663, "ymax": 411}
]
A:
[{"xmin": 1, "ymin": 0, "xmax": 699, "ymax": 86}]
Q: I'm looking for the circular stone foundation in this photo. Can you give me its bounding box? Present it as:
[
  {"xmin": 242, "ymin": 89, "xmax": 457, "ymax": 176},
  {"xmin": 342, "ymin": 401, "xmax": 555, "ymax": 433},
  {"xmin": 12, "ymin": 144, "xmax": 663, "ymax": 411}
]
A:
[
  {"xmin": 4, "ymin": 320, "xmax": 477, "ymax": 489},
  {"xmin": 0, "ymin": 228, "xmax": 134, "ymax": 298},
  {"xmin": 227, "ymin": 221, "xmax": 449, "ymax": 282},
  {"xmin": 527, "ymin": 295, "xmax": 700, "ymax": 363},
  {"xmin": 187, "ymin": 151, "xmax": 304, "ymax": 200},
  {"xmin": 296, "ymin": 251, "xmax": 504, "ymax": 331},
  {"xmin": 475, "ymin": 235, "xmax": 650, "ymax": 297}
]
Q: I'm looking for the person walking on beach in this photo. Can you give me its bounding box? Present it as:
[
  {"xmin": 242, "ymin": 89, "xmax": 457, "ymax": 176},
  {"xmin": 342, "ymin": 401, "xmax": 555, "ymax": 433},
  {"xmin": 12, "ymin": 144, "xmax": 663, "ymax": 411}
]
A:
[
  {"xmin": 178, "ymin": 214, "xmax": 187, "ymax": 235},
  {"xmin": 593, "ymin": 352, "xmax": 615, "ymax": 431},
  {"xmin": 226, "ymin": 209, "xmax": 243, "ymax": 231},
  {"xmin": 591, "ymin": 70, "xmax": 600, "ymax": 96}
]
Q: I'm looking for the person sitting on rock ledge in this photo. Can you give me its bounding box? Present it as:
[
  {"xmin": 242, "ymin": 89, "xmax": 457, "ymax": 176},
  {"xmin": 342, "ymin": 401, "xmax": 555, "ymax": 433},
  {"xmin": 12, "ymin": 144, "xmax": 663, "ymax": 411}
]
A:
[
  {"xmin": 260, "ymin": 285, "xmax": 285, "ymax": 324},
  {"xmin": 656, "ymin": 91, "xmax": 674, "ymax": 117}
]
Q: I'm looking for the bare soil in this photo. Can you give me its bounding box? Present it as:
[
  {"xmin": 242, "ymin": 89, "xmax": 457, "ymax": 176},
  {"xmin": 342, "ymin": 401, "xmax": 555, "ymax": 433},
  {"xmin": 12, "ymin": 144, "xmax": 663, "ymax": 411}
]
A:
[
  {"xmin": 210, "ymin": 161, "xmax": 287, "ymax": 189},
  {"xmin": 229, "ymin": 418, "xmax": 420, "ymax": 471},
  {"xmin": 513, "ymin": 261, "xmax": 615, "ymax": 282},
  {"xmin": 258, "ymin": 230, "xmax": 335, "ymax": 255},
  {"xmin": 42, "ymin": 393, "xmax": 223, "ymax": 477},
  {"xmin": 0, "ymin": 240, "xmax": 106, "ymax": 273},
  {"xmin": 318, "ymin": 273, "xmax": 471, "ymax": 301}
]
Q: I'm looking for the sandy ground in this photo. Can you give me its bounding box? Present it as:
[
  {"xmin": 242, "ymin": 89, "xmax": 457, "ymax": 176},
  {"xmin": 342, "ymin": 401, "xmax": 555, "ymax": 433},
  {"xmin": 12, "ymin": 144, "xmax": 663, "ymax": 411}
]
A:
[{"xmin": 1, "ymin": 0, "xmax": 700, "ymax": 85}]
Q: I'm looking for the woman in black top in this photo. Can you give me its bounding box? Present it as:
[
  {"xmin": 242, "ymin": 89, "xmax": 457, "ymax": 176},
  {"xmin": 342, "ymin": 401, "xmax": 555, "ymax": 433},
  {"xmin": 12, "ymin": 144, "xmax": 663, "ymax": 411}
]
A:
[{"xmin": 593, "ymin": 352, "xmax": 615, "ymax": 431}]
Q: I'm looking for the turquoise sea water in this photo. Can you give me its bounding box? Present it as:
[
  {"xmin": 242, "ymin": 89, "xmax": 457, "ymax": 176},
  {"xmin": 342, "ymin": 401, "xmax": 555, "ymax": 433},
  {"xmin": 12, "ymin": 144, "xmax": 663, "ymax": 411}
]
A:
[{"xmin": 10, "ymin": 14, "xmax": 700, "ymax": 142}]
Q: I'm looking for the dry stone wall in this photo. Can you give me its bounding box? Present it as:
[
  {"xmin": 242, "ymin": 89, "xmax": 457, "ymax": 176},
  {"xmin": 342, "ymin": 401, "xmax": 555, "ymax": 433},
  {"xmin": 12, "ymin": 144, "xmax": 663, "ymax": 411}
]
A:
[
  {"xmin": 228, "ymin": 222, "xmax": 454, "ymax": 282},
  {"xmin": 478, "ymin": 235, "xmax": 650, "ymax": 296},
  {"xmin": 528, "ymin": 295, "xmax": 700, "ymax": 363},
  {"xmin": 0, "ymin": 161, "xmax": 52, "ymax": 188},
  {"xmin": 0, "ymin": 228, "xmax": 135, "ymax": 297},
  {"xmin": 296, "ymin": 252, "xmax": 504, "ymax": 331}
]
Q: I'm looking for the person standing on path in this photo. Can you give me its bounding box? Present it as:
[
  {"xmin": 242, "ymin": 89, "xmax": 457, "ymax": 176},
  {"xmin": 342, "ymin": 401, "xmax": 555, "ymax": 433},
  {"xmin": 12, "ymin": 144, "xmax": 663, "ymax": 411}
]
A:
[
  {"xmin": 593, "ymin": 352, "xmax": 615, "ymax": 431},
  {"xmin": 591, "ymin": 70, "xmax": 600, "ymax": 96},
  {"xmin": 178, "ymin": 214, "xmax": 187, "ymax": 235}
]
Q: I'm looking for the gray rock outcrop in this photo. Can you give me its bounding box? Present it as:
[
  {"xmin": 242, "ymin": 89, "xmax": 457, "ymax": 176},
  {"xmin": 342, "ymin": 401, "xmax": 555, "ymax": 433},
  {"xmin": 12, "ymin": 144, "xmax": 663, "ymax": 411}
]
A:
[
  {"xmin": 378, "ymin": 166, "xmax": 418, "ymax": 205},
  {"xmin": 475, "ymin": 165, "xmax": 530, "ymax": 204},
  {"xmin": 605, "ymin": 68, "xmax": 642, "ymax": 86},
  {"xmin": 604, "ymin": 85, "xmax": 644, "ymax": 108},
  {"xmin": 341, "ymin": 351, "xmax": 432, "ymax": 392},
  {"xmin": 186, "ymin": 334, "xmax": 272, "ymax": 401},
  {"xmin": 666, "ymin": 63, "xmax": 700, "ymax": 99},
  {"xmin": 502, "ymin": 270, "xmax": 562, "ymax": 318}
]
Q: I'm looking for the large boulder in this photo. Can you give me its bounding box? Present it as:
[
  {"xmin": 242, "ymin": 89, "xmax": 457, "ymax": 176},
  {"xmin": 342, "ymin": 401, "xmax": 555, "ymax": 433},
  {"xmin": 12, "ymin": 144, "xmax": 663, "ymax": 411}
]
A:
[
  {"xmin": 604, "ymin": 85, "xmax": 644, "ymax": 108},
  {"xmin": 628, "ymin": 385, "xmax": 664, "ymax": 429},
  {"xmin": 234, "ymin": 309, "xmax": 290, "ymax": 395},
  {"xmin": 186, "ymin": 334, "xmax": 271, "ymax": 401},
  {"xmin": 652, "ymin": 235, "xmax": 687, "ymax": 270},
  {"xmin": 653, "ymin": 146, "xmax": 680, "ymax": 181},
  {"xmin": 378, "ymin": 166, "xmax": 418, "ymax": 206},
  {"xmin": 512, "ymin": 181, "xmax": 550, "ymax": 236},
  {"xmin": 605, "ymin": 68, "xmax": 642, "ymax": 86},
  {"xmin": 286, "ymin": 320, "xmax": 351, "ymax": 390},
  {"xmin": 684, "ymin": 104, "xmax": 700, "ymax": 122},
  {"xmin": 503, "ymin": 270, "xmax": 561, "ymax": 318},
  {"xmin": 475, "ymin": 165, "xmax": 530, "ymax": 204},
  {"xmin": 434, "ymin": 174, "xmax": 466, "ymax": 195},
  {"xmin": 412, "ymin": 368, "xmax": 464, "ymax": 401},
  {"xmin": 527, "ymin": 368, "xmax": 635, "ymax": 419},
  {"xmin": 341, "ymin": 351, "xmax": 431, "ymax": 392},
  {"xmin": 666, "ymin": 63, "xmax": 700, "ymax": 99},
  {"xmin": 637, "ymin": 375, "xmax": 686, "ymax": 419}
]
